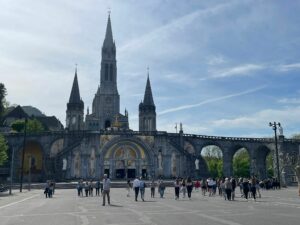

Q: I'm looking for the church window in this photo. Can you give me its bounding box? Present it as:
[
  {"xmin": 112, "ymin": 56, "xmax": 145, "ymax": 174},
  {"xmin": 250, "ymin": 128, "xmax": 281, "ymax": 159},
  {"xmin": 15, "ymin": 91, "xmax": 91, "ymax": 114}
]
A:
[
  {"xmin": 105, "ymin": 64, "xmax": 109, "ymax": 80},
  {"xmin": 110, "ymin": 64, "xmax": 113, "ymax": 81}
]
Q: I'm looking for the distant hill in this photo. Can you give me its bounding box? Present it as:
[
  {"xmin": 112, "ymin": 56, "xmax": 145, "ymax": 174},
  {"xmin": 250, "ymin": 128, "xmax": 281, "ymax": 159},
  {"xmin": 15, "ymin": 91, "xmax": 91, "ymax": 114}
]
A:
[{"xmin": 22, "ymin": 106, "xmax": 45, "ymax": 117}]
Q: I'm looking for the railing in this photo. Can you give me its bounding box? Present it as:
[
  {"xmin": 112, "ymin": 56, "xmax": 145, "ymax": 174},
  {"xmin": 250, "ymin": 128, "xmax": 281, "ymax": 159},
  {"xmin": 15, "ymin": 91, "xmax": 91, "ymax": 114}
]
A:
[{"xmin": 2, "ymin": 129, "xmax": 299, "ymax": 143}]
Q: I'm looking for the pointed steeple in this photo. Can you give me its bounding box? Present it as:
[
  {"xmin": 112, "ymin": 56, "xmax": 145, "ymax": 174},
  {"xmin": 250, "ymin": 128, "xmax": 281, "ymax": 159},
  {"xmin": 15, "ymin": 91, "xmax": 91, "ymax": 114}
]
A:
[
  {"xmin": 143, "ymin": 69, "xmax": 155, "ymax": 106},
  {"xmin": 103, "ymin": 13, "xmax": 114, "ymax": 46},
  {"xmin": 69, "ymin": 67, "xmax": 81, "ymax": 103}
]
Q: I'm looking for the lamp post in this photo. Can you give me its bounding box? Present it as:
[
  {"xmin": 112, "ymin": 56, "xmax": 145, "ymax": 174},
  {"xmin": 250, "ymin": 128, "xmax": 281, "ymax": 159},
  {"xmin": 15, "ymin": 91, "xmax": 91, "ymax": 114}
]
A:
[
  {"xmin": 269, "ymin": 121, "xmax": 281, "ymax": 189},
  {"xmin": 9, "ymin": 147, "xmax": 15, "ymax": 195},
  {"xmin": 20, "ymin": 118, "xmax": 28, "ymax": 192},
  {"xmin": 28, "ymin": 155, "xmax": 32, "ymax": 191}
]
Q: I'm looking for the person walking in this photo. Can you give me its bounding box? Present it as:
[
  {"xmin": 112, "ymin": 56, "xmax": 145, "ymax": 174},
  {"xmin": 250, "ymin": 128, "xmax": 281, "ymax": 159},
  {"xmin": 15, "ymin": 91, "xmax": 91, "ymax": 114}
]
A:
[
  {"xmin": 89, "ymin": 180, "xmax": 94, "ymax": 197},
  {"xmin": 133, "ymin": 177, "xmax": 140, "ymax": 201},
  {"xmin": 126, "ymin": 180, "xmax": 132, "ymax": 197},
  {"xmin": 44, "ymin": 181, "xmax": 50, "ymax": 198},
  {"xmin": 158, "ymin": 179, "xmax": 166, "ymax": 198},
  {"xmin": 181, "ymin": 179, "xmax": 187, "ymax": 198},
  {"xmin": 201, "ymin": 178, "xmax": 207, "ymax": 196},
  {"xmin": 76, "ymin": 181, "xmax": 82, "ymax": 197},
  {"xmin": 224, "ymin": 178, "xmax": 232, "ymax": 201},
  {"xmin": 174, "ymin": 178, "xmax": 180, "ymax": 200},
  {"xmin": 242, "ymin": 178, "xmax": 250, "ymax": 201},
  {"xmin": 84, "ymin": 181, "xmax": 89, "ymax": 197},
  {"xmin": 95, "ymin": 180, "xmax": 101, "ymax": 196},
  {"xmin": 250, "ymin": 177, "xmax": 257, "ymax": 201},
  {"xmin": 186, "ymin": 177, "xmax": 193, "ymax": 200},
  {"xmin": 231, "ymin": 177, "xmax": 236, "ymax": 201},
  {"xmin": 194, "ymin": 180, "xmax": 200, "ymax": 192},
  {"xmin": 102, "ymin": 174, "xmax": 111, "ymax": 206},
  {"xmin": 150, "ymin": 179, "xmax": 156, "ymax": 198},
  {"xmin": 139, "ymin": 177, "xmax": 146, "ymax": 201}
]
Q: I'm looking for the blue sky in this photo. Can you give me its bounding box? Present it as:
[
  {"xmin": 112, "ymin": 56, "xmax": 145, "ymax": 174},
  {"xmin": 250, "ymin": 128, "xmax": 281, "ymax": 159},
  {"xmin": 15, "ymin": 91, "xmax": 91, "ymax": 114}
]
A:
[{"xmin": 1, "ymin": 0, "xmax": 300, "ymax": 137}]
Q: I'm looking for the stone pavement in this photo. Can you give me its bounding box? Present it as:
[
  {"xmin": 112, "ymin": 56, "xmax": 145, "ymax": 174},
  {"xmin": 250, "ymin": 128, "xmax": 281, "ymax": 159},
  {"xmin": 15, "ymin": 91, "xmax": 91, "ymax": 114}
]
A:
[{"xmin": 0, "ymin": 187, "xmax": 299, "ymax": 225}]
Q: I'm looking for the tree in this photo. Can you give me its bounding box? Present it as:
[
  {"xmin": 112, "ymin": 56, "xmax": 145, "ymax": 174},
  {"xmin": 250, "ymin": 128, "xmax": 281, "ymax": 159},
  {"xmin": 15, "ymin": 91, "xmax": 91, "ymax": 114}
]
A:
[
  {"xmin": 266, "ymin": 153, "xmax": 274, "ymax": 177},
  {"xmin": 0, "ymin": 134, "xmax": 8, "ymax": 166},
  {"xmin": 11, "ymin": 119, "xmax": 45, "ymax": 133},
  {"xmin": 0, "ymin": 83, "xmax": 7, "ymax": 116},
  {"xmin": 201, "ymin": 146, "xmax": 223, "ymax": 178},
  {"xmin": 233, "ymin": 148, "xmax": 250, "ymax": 178}
]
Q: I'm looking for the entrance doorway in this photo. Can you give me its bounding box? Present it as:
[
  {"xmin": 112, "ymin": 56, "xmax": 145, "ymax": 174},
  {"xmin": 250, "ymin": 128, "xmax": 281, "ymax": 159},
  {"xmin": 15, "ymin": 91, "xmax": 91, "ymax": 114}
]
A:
[
  {"xmin": 104, "ymin": 169, "xmax": 110, "ymax": 178},
  {"xmin": 142, "ymin": 169, "xmax": 147, "ymax": 179},
  {"xmin": 115, "ymin": 169, "xmax": 125, "ymax": 179},
  {"xmin": 127, "ymin": 169, "xmax": 136, "ymax": 178},
  {"xmin": 105, "ymin": 120, "xmax": 111, "ymax": 129}
]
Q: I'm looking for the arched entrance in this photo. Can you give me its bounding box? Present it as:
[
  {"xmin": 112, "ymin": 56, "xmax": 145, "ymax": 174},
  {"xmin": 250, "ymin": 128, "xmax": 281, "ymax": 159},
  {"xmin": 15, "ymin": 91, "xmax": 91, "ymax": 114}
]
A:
[
  {"xmin": 105, "ymin": 120, "xmax": 111, "ymax": 129},
  {"xmin": 233, "ymin": 147, "xmax": 250, "ymax": 178},
  {"xmin": 103, "ymin": 140, "xmax": 151, "ymax": 179},
  {"xmin": 20, "ymin": 141, "xmax": 43, "ymax": 181},
  {"xmin": 201, "ymin": 145, "xmax": 223, "ymax": 178},
  {"xmin": 255, "ymin": 146, "xmax": 273, "ymax": 179}
]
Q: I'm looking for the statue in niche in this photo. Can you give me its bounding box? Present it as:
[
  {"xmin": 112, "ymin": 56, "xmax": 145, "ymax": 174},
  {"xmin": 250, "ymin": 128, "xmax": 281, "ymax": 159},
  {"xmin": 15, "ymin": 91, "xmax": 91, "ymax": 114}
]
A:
[
  {"xmin": 278, "ymin": 125, "xmax": 283, "ymax": 136},
  {"xmin": 158, "ymin": 151, "xmax": 163, "ymax": 170},
  {"xmin": 171, "ymin": 152, "xmax": 177, "ymax": 177},
  {"xmin": 195, "ymin": 158, "xmax": 199, "ymax": 170},
  {"xmin": 62, "ymin": 158, "xmax": 67, "ymax": 171},
  {"xmin": 89, "ymin": 148, "xmax": 96, "ymax": 177},
  {"xmin": 74, "ymin": 152, "xmax": 81, "ymax": 178}
]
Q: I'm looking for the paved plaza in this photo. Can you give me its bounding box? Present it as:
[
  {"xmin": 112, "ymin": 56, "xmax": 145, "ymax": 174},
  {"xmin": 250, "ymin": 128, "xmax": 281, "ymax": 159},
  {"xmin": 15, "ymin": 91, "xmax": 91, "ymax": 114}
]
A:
[{"xmin": 0, "ymin": 187, "xmax": 299, "ymax": 225}]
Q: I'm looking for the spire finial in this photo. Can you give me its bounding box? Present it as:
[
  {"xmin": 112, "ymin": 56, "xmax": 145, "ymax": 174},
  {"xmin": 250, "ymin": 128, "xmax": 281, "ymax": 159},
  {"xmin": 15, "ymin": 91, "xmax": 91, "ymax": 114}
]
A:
[
  {"xmin": 75, "ymin": 63, "xmax": 78, "ymax": 74},
  {"xmin": 108, "ymin": 7, "xmax": 111, "ymax": 16},
  {"xmin": 147, "ymin": 66, "xmax": 150, "ymax": 78}
]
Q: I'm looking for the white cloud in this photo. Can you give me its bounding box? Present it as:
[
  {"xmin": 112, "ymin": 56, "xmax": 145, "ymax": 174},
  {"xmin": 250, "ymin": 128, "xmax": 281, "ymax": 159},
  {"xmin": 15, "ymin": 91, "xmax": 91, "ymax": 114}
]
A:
[
  {"xmin": 278, "ymin": 63, "xmax": 300, "ymax": 72},
  {"xmin": 211, "ymin": 106, "xmax": 300, "ymax": 131},
  {"xmin": 206, "ymin": 55, "xmax": 227, "ymax": 65},
  {"xmin": 278, "ymin": 98, "xmax": 300, "ymax": 104},
  {"xmin": 158, "ymin": 85, "xmax": 266, "ymax": 115},
  {"xmin": 211, "ymin": 64, "xmax": 265, "ymax": 78}
]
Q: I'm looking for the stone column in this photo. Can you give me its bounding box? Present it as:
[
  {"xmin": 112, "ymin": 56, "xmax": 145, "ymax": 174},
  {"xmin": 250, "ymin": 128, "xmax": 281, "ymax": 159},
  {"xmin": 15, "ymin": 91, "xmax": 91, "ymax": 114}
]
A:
[{"xmin": 222, "ymin": 148, "xmax": 232, "ymax": 177}]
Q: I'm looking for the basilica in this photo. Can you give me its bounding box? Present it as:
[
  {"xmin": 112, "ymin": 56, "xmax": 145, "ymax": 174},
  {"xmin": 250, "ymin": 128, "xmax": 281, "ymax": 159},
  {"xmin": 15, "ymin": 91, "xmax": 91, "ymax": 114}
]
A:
[{"xmin": 2, "ymin": 15, "xmax": 299, "ymax": 184}]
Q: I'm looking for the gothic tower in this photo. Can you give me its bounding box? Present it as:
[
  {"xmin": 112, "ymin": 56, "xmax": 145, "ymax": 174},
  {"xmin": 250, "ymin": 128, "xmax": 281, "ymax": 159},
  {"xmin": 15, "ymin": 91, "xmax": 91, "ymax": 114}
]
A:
[
  {"xmin": 86, "ymin": 14, "xmax": 128, "ymax": 130},
  {"xmin": 66, "ymin": 68, "xmax": 84, "ymax": 130},
  {"xmin": 139, "ymin": 72, "xmax": 156, "ymax": 132}
]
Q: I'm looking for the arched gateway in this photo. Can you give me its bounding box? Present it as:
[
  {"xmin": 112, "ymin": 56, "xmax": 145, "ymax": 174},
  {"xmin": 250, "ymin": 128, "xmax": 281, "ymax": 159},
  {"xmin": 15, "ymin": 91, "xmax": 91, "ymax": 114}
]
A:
[{"xmin": 100, "ymin": 137, "xmax": 154, "ymax": 179}]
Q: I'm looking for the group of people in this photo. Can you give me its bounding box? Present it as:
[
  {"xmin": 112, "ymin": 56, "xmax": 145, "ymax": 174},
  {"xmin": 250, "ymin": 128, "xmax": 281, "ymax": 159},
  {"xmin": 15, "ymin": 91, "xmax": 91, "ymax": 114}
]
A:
[
  {"xmin": 76, "ymin": 180, "xmax": 102, "ymax": 197},
  {"xmin": 192, "ymin": 177, "xmax": 262, "ymax": 201},
  {"xmin": 129, "ymin": 177, "xmax": 167, "ymax": 201},
  {"xmin": 44, "ymin": 180, "xmax": 55, "ymax": 198},
  {"xmin": 69, "ymin": 175, "xmax": 279, "ymax": 205}
]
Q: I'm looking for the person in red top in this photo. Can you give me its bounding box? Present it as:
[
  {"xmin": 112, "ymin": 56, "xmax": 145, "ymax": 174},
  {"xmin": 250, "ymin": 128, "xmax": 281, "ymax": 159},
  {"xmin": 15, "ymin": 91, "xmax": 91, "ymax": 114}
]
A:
[{"xmin": 194, "ymin": 180, "xmax": 200, "ymax": 192}]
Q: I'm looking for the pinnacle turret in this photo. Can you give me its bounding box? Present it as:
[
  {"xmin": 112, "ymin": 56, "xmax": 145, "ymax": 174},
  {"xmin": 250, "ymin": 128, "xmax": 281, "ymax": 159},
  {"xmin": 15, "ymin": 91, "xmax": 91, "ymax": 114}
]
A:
[
  {"xmin": 69, "ymin": 68, "xmax": 82, "ymax": 104},
  {"xmin": 143, "ymin": 73, "xmax": 155, "ymax": 106}
]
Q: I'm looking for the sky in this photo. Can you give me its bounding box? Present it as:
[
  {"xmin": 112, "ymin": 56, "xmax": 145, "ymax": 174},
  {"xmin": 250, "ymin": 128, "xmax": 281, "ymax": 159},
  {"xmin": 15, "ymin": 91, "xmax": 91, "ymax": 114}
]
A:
[{"xmin": 1, "ymin": 0, "xmax": 300, "ymax": 138}]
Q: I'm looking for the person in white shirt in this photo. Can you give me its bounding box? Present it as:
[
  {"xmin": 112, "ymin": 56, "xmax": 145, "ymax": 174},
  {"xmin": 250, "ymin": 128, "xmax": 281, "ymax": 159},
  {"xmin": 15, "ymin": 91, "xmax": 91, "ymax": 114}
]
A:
[
  {"xmin": 102, "ymin": 174, "xmax": 111, "ymax": 206},
  {"xmin": 133, "ymin": 177, "xmax": 140, "ymax": 201}
]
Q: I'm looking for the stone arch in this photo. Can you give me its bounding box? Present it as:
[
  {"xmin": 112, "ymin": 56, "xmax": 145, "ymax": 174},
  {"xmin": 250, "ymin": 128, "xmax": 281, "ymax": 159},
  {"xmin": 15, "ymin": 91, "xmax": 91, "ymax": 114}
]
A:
[
  {"xmin": 50, "ymin": 138, "xmax": 64, "ymax": 158},
  {"xmin": 200, "ymin": 144, "xmax": 223, "ymax": 178},
  {"xmin": 231, "ymin": 145, "xmax": 251, "ymax": 178},
  {"xmin": 19, "ymin": 140, "xmax": 44, "ymax": 181},
  {"xmin": 255, "ymin": 145, "xmax": 272, "ymax": 179},
  {"xmin": 100, "ymin": 136, "xmax": 154, "ymax": 179}
]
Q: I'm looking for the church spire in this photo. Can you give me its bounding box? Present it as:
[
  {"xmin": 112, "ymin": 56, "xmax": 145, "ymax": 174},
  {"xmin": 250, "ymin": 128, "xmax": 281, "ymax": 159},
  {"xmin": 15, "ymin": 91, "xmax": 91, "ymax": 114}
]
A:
[
  {"xmin": 69, "ymin": 67, "xmax": 81, "ymax": 104},
  {"xmin": 143, "ymin": 68, "xmax": 155, "ymax": 106},
  {"xmin": 103, "ymin": 12, "xmax": 114, "ymax": 46}
]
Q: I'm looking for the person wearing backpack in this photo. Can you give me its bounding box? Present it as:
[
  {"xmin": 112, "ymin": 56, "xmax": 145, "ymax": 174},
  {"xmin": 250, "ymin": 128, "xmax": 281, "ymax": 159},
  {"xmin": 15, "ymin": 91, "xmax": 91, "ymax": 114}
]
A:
[{"xmin": 139, "ymin": 177, "xmax": 146, "ymax": 201}]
